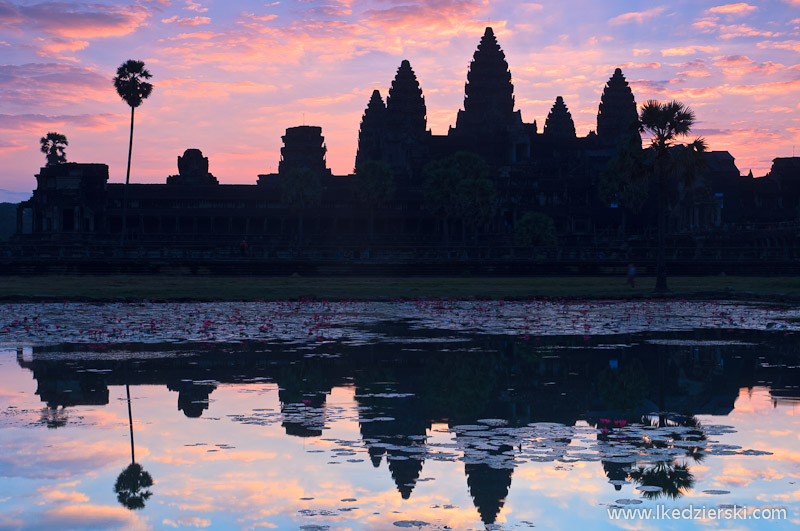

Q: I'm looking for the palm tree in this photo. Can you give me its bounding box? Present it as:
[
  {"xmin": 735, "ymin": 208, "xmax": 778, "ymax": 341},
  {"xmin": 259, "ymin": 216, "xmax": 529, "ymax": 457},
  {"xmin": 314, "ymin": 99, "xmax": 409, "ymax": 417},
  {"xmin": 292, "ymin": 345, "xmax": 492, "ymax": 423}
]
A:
[
  {"xmin": 113, "ymin": 60, "xmax": 153, "ymax": 245},
  {"xmin": 39, "ymin": 132, "xmax": 68, "ymax": 165},
  {"xmin": 639, "ymin": 100, "xmax": 706, "ymax": 292}
]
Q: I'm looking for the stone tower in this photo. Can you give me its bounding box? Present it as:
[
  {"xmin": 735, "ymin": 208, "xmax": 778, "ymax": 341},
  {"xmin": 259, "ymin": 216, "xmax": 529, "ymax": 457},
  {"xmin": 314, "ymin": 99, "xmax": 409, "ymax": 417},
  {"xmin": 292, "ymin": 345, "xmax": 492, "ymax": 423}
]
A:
[
  {"xmin": 451, "ymin": 27, "xmax": 528, "ymax": 164},
  {"xmin": 383, "ymin": 60, "xmax": 429, "ymax": 181},
  {"xmin": 597, "ymin": 68, "xmax": 640, "ymax": 148},
  {"xmin": 278, "ymin": 126, "xmax": 331, "ymax": 177},
  {"xmin": 543, "ymin": 97, "xmax": 576, "ymax": 141},
  {"xmin": 355, "ymin": 89, "xmax": 387, "ymax": 171}
]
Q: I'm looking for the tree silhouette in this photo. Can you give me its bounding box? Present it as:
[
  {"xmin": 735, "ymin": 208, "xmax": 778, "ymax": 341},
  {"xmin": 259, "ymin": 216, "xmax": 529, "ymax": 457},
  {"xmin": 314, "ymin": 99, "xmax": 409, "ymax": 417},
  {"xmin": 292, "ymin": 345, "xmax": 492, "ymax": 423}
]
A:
[
  {"xmin": 423, "ymin": 151, "xmax": 495, "ymax": 243},
  {"xmin": 354, "ymin": 160, "xmax": 395, "ymax": 241},
  {"xmin": 113, "ymin": 59, "xmax": 153, "ymax": 246},
  {"xmin": 114, "ymin": 463, "xmax": 153, "ymax": 510},
  {"xmin": 40, "ymin": 132, "xmax": 68, "ymax": 166},
  {"xmin": 514, "ymin": 211, "xmax": 557, "ymax": 246},
  {"xmin": 639, "ymin": 100, "xmax": 706, "ymax": 292},
  {"xmin": 630, "ymin": 461, "xmax": 694, "ymax": 500},
  {"xmin": 280, "ymin": 167, "xmax": 323, "ymax": 247},
  {"xmin": 598, "ymin": 131, "xmax": 648, "ymax": 235}
]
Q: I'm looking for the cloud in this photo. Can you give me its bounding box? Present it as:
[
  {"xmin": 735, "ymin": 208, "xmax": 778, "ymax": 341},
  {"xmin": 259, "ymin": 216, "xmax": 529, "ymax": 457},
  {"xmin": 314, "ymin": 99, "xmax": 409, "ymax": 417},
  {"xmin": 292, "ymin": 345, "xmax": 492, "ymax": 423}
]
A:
[
  {"xmin": 0, "ymin": 113, "xmax": 118, "ymax": 132},
  {"xmin": 707, "ymin": 3, "xmax": 758, "ymax": 16},
  {"xmin": 660, "ymin": 46, "xmax": 719, "ymax": 56},
  {"xmin": 609, "ymin": 7, "xmax": 666, "ymax": 26},
  {"xmin": 757, "ymin": 40, "xmax": 800, "ymax": 53},
  {"xmin": 185, "ymin": 0, "xmax": 207, "ymax": 13},
  {"xmin": 362, "ymin": 0, "xmax": 488, "ymax": 36},
  {"xmin": 0, "ymin": 436, "xmax": 131, "ymax": 479},
  {"xmin": 0, "ymin": 1, "xmax": 152, "ymax": 39},
  {"xmin": 677, "ymin": 59, "xmax": 712, "ymax": 78},
  {"xmin": 163, "ymin": 517, "xmax": 211, "ymax": 528},
  {"xmin": 713, "ymin": 55, "xmax": 753, "ymax": 66},
  {"xmin": 162, "ymin": 15, "xmax": 211, "ymax": 26},
  {"xmin": 42, "ymin": 504, "xmax": 147, "ymax": 530},
  {"xmin": 0, "ymin": 63, "xmax": 111, "ymax": 107}
]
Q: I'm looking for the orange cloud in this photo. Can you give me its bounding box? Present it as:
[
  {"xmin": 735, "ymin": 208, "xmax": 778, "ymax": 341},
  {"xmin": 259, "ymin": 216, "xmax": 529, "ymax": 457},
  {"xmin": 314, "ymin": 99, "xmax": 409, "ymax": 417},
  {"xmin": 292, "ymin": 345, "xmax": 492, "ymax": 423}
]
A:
[
  {"xmin": 185, "ymin": 1, "xmax": 208, "ymax": 13},
  {"xmin": 38, "ymin": 488, "xmax": 90, "ymax": 503},
  {"xmin": 609, "ymin": 7, "xmax": 667, "ymax": 26},
  {"xmin": 661, "ymin": 45, "xmax": 719, "ymax": 56},
  {"xmin": 707, "ymin": 3, "xmax": 758, "ymax": 15},
  {"xmin": 43, "ymin": 504, "xmax": 146, "ymax": 529}
]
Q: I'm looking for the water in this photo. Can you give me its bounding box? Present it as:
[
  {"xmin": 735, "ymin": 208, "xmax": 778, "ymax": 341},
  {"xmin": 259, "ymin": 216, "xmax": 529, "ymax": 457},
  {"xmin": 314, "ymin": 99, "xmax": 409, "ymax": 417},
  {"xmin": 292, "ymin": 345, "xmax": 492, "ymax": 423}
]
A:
[{"xmin": 1, "ymin": 300, "xmax": 799, "ymax": 530}]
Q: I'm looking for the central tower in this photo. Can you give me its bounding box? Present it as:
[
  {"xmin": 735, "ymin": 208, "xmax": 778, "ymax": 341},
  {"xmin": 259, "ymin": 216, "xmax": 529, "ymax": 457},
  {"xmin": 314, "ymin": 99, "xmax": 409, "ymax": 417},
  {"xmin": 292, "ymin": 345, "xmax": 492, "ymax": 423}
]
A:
[{"xmin": 450, "ymin": 27, "xmax": 528, "ymax": 164}]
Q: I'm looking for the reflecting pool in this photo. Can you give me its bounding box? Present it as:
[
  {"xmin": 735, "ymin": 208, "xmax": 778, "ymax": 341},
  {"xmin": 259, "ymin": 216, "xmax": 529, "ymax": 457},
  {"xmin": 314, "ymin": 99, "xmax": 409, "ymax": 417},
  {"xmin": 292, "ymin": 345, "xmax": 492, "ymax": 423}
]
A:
[{"xmin": 1, "ymin": 300, "xmax": 800, "ymax": 530}]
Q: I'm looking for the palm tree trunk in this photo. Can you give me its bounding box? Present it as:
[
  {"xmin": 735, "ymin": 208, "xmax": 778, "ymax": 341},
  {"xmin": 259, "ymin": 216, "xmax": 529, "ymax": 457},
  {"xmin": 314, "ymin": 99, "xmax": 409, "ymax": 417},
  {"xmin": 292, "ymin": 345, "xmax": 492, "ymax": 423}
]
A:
[
  {"xmin": 120, "ymin": 106, "xmax": 135, "ymax": 247},
  {"xmin": 655, "ymin": 171, "xmax": 668, "ymax": 292},
  {"xmin": 126, "ymin": 383, "xmax": 135, "ymax": 464}
]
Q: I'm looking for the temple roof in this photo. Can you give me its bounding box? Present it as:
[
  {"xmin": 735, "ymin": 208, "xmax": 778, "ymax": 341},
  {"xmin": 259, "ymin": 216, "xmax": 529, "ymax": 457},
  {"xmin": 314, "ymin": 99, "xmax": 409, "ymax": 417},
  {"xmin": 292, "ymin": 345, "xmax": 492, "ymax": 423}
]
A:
[
  {"xmin": 386, "ymin": 60, "xmax": 427, "ymax": 136},
  {"xmin": 543, "ymin": 96, "xmax": 576, "ymax": 140},
  {"xmin": 455, "ymin": 27, "xmax": 517, "ymax": 130},
  {"xmin": 597, "ymin": 68, "xmax": 640, "ymax": 146},
  {"xmin": 355, "ymin": 90, "xmax": 387, "ymax": 168}
]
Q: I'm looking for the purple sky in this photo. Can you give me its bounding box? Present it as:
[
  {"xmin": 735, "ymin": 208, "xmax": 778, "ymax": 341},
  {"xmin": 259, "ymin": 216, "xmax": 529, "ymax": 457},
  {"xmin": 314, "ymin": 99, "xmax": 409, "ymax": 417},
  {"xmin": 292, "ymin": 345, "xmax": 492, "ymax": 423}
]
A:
[{"xmin": 1, "ymin": 0, "xmax": 799, "ymax": 201}]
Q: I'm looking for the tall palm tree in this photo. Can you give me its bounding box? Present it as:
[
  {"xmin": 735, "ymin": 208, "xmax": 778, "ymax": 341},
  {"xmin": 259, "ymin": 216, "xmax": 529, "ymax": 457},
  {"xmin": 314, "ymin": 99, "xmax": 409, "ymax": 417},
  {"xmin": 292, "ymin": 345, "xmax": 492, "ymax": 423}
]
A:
[
  {"xmin": 114, "ymin": 60, "xmax": 153, "ymax": 245},
  {"xmin": 639, "ymin": 100, "xmax": 705, "ymax": 292},
  {"xmin": 39, "ymin": 132, "xmax": 68, "ymax": 166}
]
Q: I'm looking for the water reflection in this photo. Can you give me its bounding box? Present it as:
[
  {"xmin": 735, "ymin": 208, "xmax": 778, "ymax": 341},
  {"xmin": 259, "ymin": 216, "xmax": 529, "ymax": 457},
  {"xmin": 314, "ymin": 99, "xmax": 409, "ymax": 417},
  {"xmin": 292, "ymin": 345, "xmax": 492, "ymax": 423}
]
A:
[{"xmin": 3, "ymin": 324, "xmax": 800, "ymax": 529}]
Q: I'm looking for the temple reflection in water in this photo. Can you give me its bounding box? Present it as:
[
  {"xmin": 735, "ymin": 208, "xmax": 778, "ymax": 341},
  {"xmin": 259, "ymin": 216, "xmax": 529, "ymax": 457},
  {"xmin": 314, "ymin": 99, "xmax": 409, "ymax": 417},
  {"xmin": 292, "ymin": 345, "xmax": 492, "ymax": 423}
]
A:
[{"xmin": 15, "ymin": 329, "xmax": 800, "ymax": 525}]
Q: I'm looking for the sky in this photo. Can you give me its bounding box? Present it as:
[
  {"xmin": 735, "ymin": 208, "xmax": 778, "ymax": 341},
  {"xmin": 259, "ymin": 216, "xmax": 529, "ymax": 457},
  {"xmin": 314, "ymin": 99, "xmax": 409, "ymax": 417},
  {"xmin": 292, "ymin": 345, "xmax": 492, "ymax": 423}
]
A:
[{"xmin": 1, "ymin": 0, "xmax": 800, "ymax": 202}]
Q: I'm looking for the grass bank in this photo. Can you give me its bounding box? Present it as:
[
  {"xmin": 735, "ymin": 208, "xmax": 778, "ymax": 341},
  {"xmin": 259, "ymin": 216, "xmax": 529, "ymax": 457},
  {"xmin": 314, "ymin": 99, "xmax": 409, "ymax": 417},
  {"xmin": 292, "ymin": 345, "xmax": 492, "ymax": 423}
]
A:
[{"xmin": 1, "ymin": 275, "xmax": 800, "ymax": 302}]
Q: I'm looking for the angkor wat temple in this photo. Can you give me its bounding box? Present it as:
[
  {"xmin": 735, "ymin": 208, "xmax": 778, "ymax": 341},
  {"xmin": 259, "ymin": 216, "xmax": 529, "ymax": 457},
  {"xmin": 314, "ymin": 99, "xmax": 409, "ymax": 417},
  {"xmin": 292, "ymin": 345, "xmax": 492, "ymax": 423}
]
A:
[{"xmin": 8, "ymin": 28, "xmax": 800, "ymax": 272}]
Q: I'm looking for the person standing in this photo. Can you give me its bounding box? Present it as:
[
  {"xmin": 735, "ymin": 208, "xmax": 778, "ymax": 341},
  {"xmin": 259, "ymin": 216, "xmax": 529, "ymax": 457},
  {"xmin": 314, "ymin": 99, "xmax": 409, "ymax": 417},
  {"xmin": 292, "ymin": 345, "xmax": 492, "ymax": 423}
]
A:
[{"xmin": 626, "ymin": 264, "xmax": 636, "ymax": 288}]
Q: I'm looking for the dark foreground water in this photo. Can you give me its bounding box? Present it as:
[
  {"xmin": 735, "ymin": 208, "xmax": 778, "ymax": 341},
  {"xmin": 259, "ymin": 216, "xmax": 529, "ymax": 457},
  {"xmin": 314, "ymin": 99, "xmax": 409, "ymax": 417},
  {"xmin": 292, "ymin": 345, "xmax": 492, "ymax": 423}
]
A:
[{"xmin": 1, "ymin": 300, "xmax": 800, "ymax": 530}]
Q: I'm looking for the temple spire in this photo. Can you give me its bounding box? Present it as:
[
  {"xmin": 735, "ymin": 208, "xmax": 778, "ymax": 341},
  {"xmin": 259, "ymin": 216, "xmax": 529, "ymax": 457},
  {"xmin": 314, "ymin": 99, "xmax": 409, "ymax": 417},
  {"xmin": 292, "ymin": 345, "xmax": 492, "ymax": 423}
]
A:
[
  {"xmin": 383, "ymin": 60, "xmax": 429, "ymax": 181},
  {"xmin": 456, "ymin": 27, "xmax": 516, "ymax": 129},
  {"xmin": 543, "ymin": 96, "xmax": 576, "ymax": 140},
  {"xmin": 597, "ymin": 68, "xmax": 640, "ymax": 147},
  {"xmin": 355, "ymin": 89, "xmax": 387, "ymax": 170},
  {"xmin": 386, "ymin": 60, "xmax": 427, "ymax": 137}
]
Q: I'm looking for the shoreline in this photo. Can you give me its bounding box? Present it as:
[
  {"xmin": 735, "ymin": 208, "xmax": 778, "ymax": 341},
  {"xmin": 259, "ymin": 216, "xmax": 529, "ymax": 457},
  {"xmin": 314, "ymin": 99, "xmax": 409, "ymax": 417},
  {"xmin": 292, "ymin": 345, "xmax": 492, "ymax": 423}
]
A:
[{"xmin": 2, "ymin": 275, "xmax": 799, "ymax": 303}]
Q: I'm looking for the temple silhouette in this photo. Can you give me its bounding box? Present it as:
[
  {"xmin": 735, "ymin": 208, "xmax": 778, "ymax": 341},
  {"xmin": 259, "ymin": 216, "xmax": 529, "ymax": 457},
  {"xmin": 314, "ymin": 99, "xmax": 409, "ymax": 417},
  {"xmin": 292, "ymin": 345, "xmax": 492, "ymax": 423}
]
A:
[{"xmin": 8, "ymin": 27, "xmax": 800, "ymax": 272}]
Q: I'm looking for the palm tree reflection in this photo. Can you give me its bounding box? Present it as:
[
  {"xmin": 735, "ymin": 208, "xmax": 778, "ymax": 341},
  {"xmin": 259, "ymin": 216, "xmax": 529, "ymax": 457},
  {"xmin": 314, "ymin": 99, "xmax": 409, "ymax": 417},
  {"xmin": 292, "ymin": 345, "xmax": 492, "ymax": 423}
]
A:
[
  {"xmin": 114, "ymin": 462, "xmax": 154, "ymax": 509},
  {"xmin": 630, "ymin": 461, "xmax": 694, "ymax": 500},
  {"xmin": 114, "ymin": 381, "xmax": 154, "ymax": 510}
]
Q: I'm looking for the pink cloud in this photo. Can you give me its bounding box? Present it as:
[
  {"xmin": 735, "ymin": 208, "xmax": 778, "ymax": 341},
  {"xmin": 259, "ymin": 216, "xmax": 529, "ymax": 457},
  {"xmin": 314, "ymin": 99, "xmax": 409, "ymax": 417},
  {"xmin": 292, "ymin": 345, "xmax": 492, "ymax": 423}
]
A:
[
  {"xmin": 757, "ymin": 40, "xmax": 800, "ymax": 53},
  {"xmin": 609, "ymin": 7, "xmax": 666, "ymax": 26},
  {"xmin": 713, "ymin": 55, "xmax": 753, "ymax": 66},
  {"xmin": 707, "ymin": 3, "xmax": 758, "ymax": 16},
  {"xmin": 0, "ymin": 63, "xmax": 112, "ymax": 107},
  {"xmin": 362, "ymin": 0, "xmax": 488, "ymax": 36},
  {"xmin": 0, "ymin": 113, "xmax": 118, "ymax": 132},
  {"xmin": 185, "ymin": 0, "xmax": 207, "ymax": 13},
  {"xmin": 0, "ymin": 1, "xmax": 152, "ymax": 39},
  {"xmin": 162, "ymin": 15, "xmax": 211, "ymax": 26},
  {"xmin": 661, "ymin": 45, "xmax": 719, "ymax": 56},
  {"xmin": 43, "ymin": 505, "xmax": 144, "ymax": 529}
]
